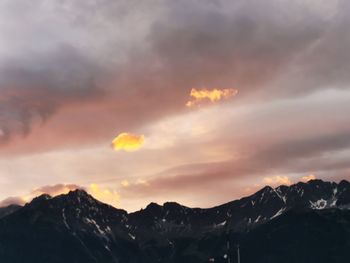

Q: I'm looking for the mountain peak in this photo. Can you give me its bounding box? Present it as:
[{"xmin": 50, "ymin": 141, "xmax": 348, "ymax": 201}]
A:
[
  {"xmin": 144, "ymin": 202, "xmax": 162, "ymax": 212},
  {"xmin": 262, "ymin": 185, "xmax": 273, "ymax": 191},
  {"xmin": 59, "ymin": 188, "xmax": 100, "ymax": 206},
  {"xmin": 163, "ymin": 201, "xmax": 183, "ymax": 208},
  {"xmin": 67, "ymin": 188, "xmax": 89, "ymax": 197},
  {"xmin": 30, "ymin": 193, "xmax": 52, "ymax": 203},
  {"xmin": 24, "ymin": 189, "xmax": 101, "ymax": 211},
  {"xmin": 306, "ymin": 179, "xmax": 325, "ymax": 185},
  {"xmin": 254, "ymin": 185, "xmax": 273, "ymax": 196},
  {"xmin": 24, "ymin": 193, "xmax": 52, "ymax": 209},
  {"xmin": 339, "ymin": 179, "xmax": 350, "ymax": 187}
]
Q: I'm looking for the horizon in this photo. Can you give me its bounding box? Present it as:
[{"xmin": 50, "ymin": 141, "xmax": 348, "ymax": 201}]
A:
[
  {"xmin": 2, "ymin": 178, "xmax": 348, "ymax": 212},
  {"xmin": 1, "ymin": 0, "xmax": 350, "ymax": 212}
]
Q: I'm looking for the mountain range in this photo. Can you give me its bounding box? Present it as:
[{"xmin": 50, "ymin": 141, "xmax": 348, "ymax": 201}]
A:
[{"xmin": 0, "ymin": 179, "xmax": 349, "ymax": 263}]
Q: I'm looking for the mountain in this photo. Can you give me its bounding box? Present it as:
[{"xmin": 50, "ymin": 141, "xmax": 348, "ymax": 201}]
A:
[
  {"xmin": 0, "ymin": 190, "xmax": 143, "ymax": 263},
  {"xmin": 0, "ymin": 179, "xmax": 349, "ymax": 263},
  {"xmin": 128, "ymin": 179, "xmax": 350, "ymax": 236},
  {"xmin": 241, "ymin": 208, "xmax": 350, "ymax": 263},
  {"xmin": 0, "ymin": 204, "xmax": 21, "ymax": 219},
  {"xmin": 157, "ymin": 208, "xmax": 350, "ymax": 263}
]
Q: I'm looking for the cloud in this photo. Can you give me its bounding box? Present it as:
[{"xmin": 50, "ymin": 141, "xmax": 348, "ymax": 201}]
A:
[
  {"xmin": 263, "ymin": 176, "xmax": 292, "ymax": 186},
  {"xmin": 0, "ymin": 45, "xmax": 102, "ymax": 146},
  {"xmin": 263, "ymin": 174, "xmax": 318, "ymax": 187},
  {"xmin": 115, "ymin": 124, "xmax": 350, "ymax": 209},
  {"xmin": 147, "ymin": 0, "xmax": 334, "ymax": 97},
  {"xmin": 0, "ymin": 196, "xmax": 26, "ymax": 207},
  {"xmin": 31, "ymin": 184, "xmax": 82, "ymax": 197},
  {"xmin": 121, "ymin": 180, "xmax": 130, "ymax": 187},
  {"xmin": 112, "ymin": 133, "xmax": 145, "ymax": 152},
  {"xmin": 186, "ymin": 88, "xmax": 238, "ymax": 107},
  {"xmin": 1, "ymin": 0, "xmax": 349, "ymax": 154},
  {"xmin": 301, "ymin": 174, "xmax": 316, "ymax": 182},
  {"xmin": 88, "ymin": 184, "xmax": 120, "ymax": 207},
  {"xmin": 1, "ymin": 0, "xmax": 350, "ymax": 211},
  {"xmin": 115, "ymin": 161, "xmax": 253, "ymax": 210}
]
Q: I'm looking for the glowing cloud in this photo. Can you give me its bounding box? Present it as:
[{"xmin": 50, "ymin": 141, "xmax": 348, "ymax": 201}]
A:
[
  {"xmin": 112, "ymin": 132, "xmax": 145, "ymax": 152},
  {"xmin": 186, "ymin": 88, "xmax": 238, "ymax": 107},
  {"xmin": 89, "ymin": 184, "xmax": 120, "ymax": 207},
  {"xmin": 263, "ymin": 176, "xmax": 292, "ymax": 186},
  {"xmin": 136, "ymin": 178, "xmax": 149, "ymax": 186},
  {"xmin": 121, "ymin": 180, "xmax": 130, "ymax": 187},
  {"xmin": 301, "ymin": 174, "xmax": 316, "ymax": 182}
]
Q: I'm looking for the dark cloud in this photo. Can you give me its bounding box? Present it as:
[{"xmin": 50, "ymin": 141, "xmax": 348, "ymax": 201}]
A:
[
  {"xmin": 148, "ymin": 0, "xmax": 327, "ymax": 90},
  {"xmin": 0, "ymin": 45, "xmax": 103, "ymax": 145},
  {"xmin": 252, "ymin": 130, "xmax": 350, "ymax": 169},
  {"xmin": 288, "ymin": 0, "xmax": 350, "ymax": 92},
  {"xmin": 1, "ymin": 0, "xmax": 349, "ymax": 152}
]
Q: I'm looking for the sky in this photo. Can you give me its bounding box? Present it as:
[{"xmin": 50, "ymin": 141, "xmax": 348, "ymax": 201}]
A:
[{"xmin": 0, "ymin": 0, "xmax": 350, "ymax": 211}]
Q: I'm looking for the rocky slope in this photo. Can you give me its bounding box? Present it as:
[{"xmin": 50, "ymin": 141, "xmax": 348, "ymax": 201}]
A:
[{"xmin": 0, "ymin": 179, "xmax": 349, "ymax": 263}]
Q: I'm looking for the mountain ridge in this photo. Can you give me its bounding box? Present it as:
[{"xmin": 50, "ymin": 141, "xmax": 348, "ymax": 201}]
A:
[
  {"xmin": 2, "ymin": 179, "xmax": 350, "ymax": 229},
  {"xmin": 0, "ymin": 179, "xmax": 349, "ymax": 263},
  {"xmin": 1, "ymin": 179, "xmax": 348, "ymax": 212}
]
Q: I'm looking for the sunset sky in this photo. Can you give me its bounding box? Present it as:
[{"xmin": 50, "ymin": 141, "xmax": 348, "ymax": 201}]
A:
[{"xmin": 0, "ymin": 0, "xmax": 350, "ymax": 211}]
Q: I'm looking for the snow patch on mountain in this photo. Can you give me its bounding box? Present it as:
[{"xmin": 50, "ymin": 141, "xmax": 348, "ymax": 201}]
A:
[
  {"xmin": 309, "ymin": 199, "xmax": 327, "ymax": 210},
  {"xmin": 271, "ymin": 208, "xmax": 286, "ymax": 219},
  {"xmin": 62, "ymin": 208, "xmax": 70, "ymax": 229}
]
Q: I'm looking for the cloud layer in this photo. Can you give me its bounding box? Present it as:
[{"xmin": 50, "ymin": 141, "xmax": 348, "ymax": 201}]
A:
[
  {"xmin": 0, "ymin": 0, "xmax": 350, "ymax": 211},
  {"xmin": 0, "ymin": 0, "xmax": 349, "ymax": 152}
]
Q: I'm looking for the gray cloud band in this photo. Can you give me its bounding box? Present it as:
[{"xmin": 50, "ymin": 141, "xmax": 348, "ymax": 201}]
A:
[{"xmin": 0, "ymin": 0, "xmax": 349, "ymax": 148}]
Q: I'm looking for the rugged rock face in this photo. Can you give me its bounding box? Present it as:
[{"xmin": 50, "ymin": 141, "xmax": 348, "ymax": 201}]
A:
[
  {"xmin": 0, "ymin": 190, "xmax": 140, "ymax": 263},
  {"xmin": 0, "ymin": 179, "xmax": 349, "ymax": 263}
]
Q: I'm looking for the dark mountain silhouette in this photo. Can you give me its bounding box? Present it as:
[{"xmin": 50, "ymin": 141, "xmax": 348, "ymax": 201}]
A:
[
  {"xmin": 0, "ymin": 179, "xmax": 349, "ymax": 263},
  {"xmin": 0, "ymin": 204, "xmax": 21, "ymax": 219}
]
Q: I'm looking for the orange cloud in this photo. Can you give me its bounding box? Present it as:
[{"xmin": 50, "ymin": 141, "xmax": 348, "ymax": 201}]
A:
[
  {"xmin": 89, "ymin": 184, "xmax": 120, "ymax": 207},
  {"xmin": 111, "ymin": 132, "xmax": 145, "ymax": 152},
  {"xmin": 186, "ymin": 88, "xmax": 238, "ymax": 107},
  {"xmin": 301, "ymin": 174, "xmax": 316, "ymax": 182},
  {"xmin": 263, "ymin": 176, "xmax": 292, "ymax": 186},
  {"xmin": 121, "ymin": 180, "xmax": 130, "ymax": 187}
]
